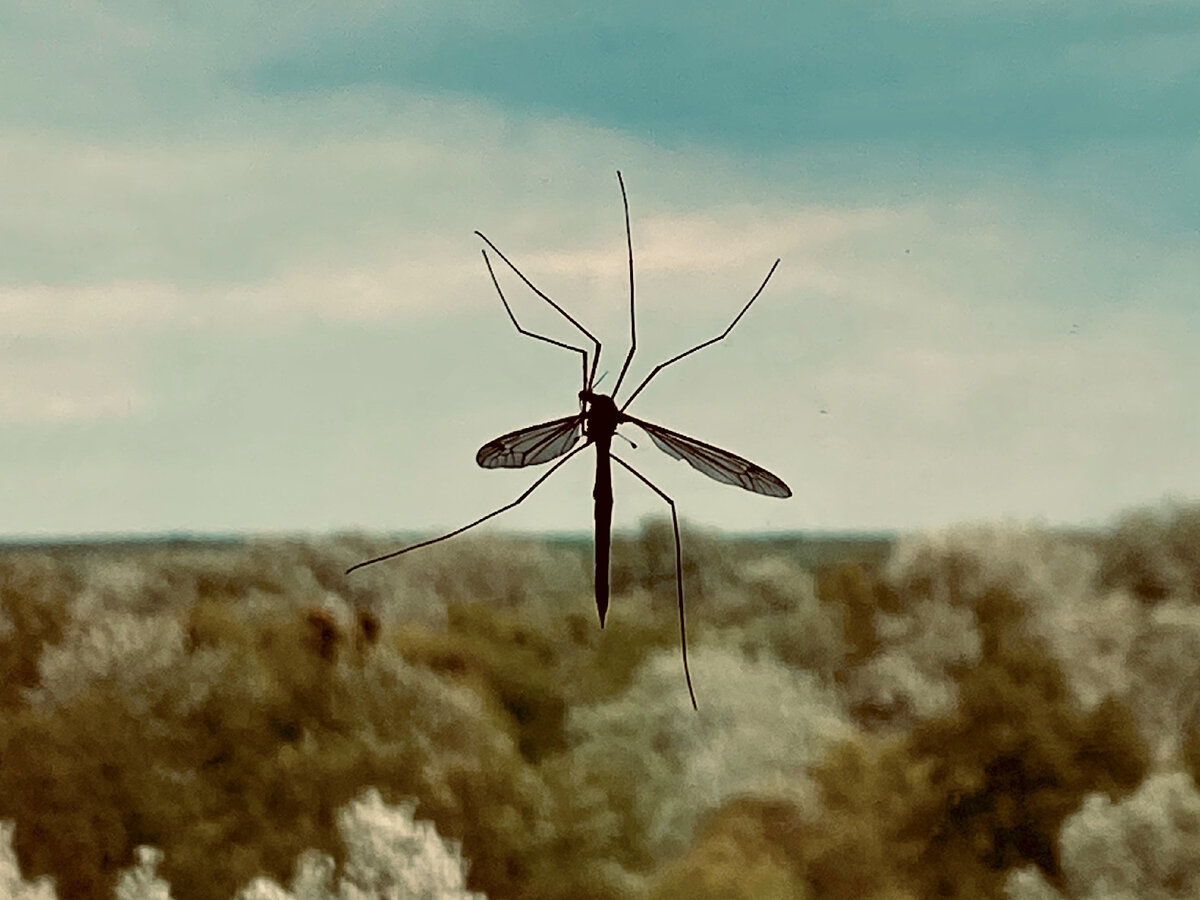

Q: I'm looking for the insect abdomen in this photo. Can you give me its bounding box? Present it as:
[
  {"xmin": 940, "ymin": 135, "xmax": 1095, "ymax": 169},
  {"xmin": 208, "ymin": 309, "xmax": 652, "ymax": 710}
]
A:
[{"xmin": 593, "ymin": 440, "xmax": 613, "ymax": 627}]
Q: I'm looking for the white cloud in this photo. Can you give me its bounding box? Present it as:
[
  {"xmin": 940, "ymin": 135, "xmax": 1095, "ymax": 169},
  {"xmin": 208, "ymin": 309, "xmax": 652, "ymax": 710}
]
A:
[
  {"xmin": 0, "ymin": 66, "xmax": 1197, "ymax": 532},
  {"xmin": 0, "ymin": 283, "xmax": 184, "ymax": 337},
  {"xmin": 0, "ymin": 347, "xmax": 146, "ymax": 425}
]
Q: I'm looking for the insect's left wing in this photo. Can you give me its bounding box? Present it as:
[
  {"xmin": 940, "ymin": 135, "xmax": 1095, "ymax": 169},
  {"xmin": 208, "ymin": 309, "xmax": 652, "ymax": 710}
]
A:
[
  {"xmin": 476, "ymin": 414, "xmax": 584, "ymax": 469},
  {"xmin": 625, "ymin": 416, "xmax": 792, "ymax": 498}
]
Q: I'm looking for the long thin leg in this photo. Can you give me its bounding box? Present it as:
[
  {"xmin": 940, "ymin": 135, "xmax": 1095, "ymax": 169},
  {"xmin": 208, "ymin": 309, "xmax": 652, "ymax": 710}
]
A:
[
  {"xmin": 475, "ymin": 230, "xmax": 604, "ymax": 393},
  {"xmin": 345, "ymin": 443, "xmax": 589, "ymax": 575},
  {"xmin": 481, "ymin": 249, "xmax": 589, "ymax": 392},
  {"xmin": 610, "ymin": 171, "xmax": 638, "ymax": 400},
  {"xmin": 611, "ymin": 453, "xmax": 698, "ymax": 710},
  {"xmin": 620, "ymin": 258, "xmax": 781, "ymax": 412}
]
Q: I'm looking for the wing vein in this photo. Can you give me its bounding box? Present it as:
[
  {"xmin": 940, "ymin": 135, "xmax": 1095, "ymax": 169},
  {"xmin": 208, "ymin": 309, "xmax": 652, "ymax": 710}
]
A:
[
  {"xmin": 624, "ymin": 415, "xmax": 791, "ymax": 498},
  {"xmin": 476, "ymin": 414, "xmax": 584, "ymax": 469}
]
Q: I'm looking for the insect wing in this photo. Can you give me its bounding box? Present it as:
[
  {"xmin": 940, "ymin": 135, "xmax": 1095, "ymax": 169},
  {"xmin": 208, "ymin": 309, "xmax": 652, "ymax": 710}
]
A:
[
  {"xmin": 626, "ymin": 416, "xmax": 791, "ymax": 498},
  {"xmin": 476, "ymin": 414, "xmax": 583, "ymax": 469}
]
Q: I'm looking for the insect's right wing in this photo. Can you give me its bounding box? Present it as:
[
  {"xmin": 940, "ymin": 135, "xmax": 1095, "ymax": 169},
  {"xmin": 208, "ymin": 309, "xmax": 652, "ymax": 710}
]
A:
[
  {"xmin": 625, "ymin": 415, "xmax": 792, "ymax": 498},
  {"xmin": 476, "ymin": 414, "xmax": 585, "ymax": 469}
]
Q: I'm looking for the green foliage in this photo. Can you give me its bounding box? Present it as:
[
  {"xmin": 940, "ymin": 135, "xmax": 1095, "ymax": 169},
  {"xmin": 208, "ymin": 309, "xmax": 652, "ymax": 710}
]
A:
[
  {"xmin": 0, "ymin": 691, "xmax": 171, "ymax": 897},
  {"xmin": 3, "ymin": 509, "xmax": 1197, "ymax": 900},
  {"xmin": 1007, "ymin": 771, "xmax": 1200, "ymax": 899},
  {"xmin": 797, "ymin": 586, "xmax": 1149, "ymax": 900},
  {"xmin": 0, "ymin": 554, "xmax": 76, "ymax": 706},
  {"xmin": 563, "ymin": 592, "xmax": 685, "ymax": 707},
  {"xmin": 817, "ymin": 562, "xmax": 894, "ymax": 667},
  {"xmin": 0, "ymin": 526, "xmax": 704, "ymax": 900},
  {"xmin": 391, "ymin": 600, "xmax": 570, "ymax": 762},
  {"xmin": 1184, "ymin": 726, "xmax": 1200, "ymax": 788},
  {"xmin": 1098, "ymin": 503, "xmax": 1200, "ymax": 603},
  {"xmin": 0, "ymin": 597, "xmax": 540, "ymax": 900},
  {"xmin": 649, "ymin": 801, "xmax": 811, "ymax": 900},
  {"xmin": 610, "ymin": 520, "xmax": 742, "ymax": 613},
  {"xmin": 568, "ymin": 644, "xmax": 852, "ymax": 875},
  {"xmin": 719, "ymin": 556, "xmax": 845, "ymax": 682}
]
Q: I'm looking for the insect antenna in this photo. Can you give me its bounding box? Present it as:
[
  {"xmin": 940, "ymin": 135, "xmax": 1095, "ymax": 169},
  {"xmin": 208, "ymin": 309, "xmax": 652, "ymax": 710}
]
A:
[{"xmin": 610, "ymin": 171, "xmax": 638, "ymax": 402}]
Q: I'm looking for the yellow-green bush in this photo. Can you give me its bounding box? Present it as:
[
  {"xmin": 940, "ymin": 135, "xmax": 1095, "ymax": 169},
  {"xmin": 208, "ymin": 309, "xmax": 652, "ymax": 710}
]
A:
[
  {"xmin": 1, "ymin": 510, "xmax": 1194, "ymax": 900},
  {"xmin": 796, "ymin": 588, "xmax": 1149, "ymax": 899},
  {"xmin": 0, "ymin": 554, "xmax": 76, "ymax": 707}
]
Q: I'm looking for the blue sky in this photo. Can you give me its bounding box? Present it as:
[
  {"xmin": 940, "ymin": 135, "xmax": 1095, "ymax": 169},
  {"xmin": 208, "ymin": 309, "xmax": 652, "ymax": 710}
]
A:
[{"xmin": 2, "ymin": 1, "xmax": 1198, "ymax": 537}]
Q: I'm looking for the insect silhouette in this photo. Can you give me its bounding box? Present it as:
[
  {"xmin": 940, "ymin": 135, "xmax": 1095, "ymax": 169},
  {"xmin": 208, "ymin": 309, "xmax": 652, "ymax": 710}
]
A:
[{"xmin": 346, "ymin": 172, "xmax": 790, "ymax": 708}]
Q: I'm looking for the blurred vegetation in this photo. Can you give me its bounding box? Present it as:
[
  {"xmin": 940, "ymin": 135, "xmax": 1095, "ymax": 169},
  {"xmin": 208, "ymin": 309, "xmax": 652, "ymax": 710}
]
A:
[
  {"xmin": 1, "ymin": 505, "xmax": 1199, "ymax": 899},
  {"xmin": 1098, "ymin": 503, "xmax": 1200, "ymax": 603}
]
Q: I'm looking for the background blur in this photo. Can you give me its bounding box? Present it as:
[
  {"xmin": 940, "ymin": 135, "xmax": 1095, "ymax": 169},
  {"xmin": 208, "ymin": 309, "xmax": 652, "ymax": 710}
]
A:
[
  {"xmin": 4, "ymin": 511, "xmax": 1200, "ymax": 899},
  {"xmin": 4, "ymin": 4, "xmax": 1200, "ymax": 899}
]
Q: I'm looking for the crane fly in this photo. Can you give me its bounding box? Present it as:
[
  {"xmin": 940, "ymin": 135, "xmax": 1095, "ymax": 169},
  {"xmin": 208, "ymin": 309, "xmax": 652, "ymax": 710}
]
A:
[{"xmin": 346, "ymin": 172, "xmax": 790, "ymax": 709}]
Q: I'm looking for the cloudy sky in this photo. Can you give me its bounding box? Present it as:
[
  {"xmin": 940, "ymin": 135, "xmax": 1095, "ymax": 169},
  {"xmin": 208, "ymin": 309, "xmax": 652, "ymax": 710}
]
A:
[{"xmin": 2, "ymin": 1, "xmax": 1198, "ymax": 539}]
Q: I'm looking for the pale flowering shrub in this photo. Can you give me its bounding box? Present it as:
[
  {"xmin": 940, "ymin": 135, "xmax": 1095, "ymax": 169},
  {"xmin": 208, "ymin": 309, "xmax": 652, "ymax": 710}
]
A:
[
  {"xmin": 887, "ymin": 524, "xmax": 1111, "ymax": 621},
  {"xmin": 0, "ymin": 602, "xmax": 14, "ymax": 641},
  {"xmin": 718, "ymin": 556, "xmax": 846, "ymax": 681},
  {"xmin": 883, "ymin": 524, "xmax": 1140, "ymax": 716},
  {"xmin": 0, "ymin": 822, "xmax": 58, "ymax": 900},
  {"xmin": 999, "ymin": 535, "xmax": 1139, "ymax": 712},
  {"xmin": 77, "ymin": 559, "xmax": 166, "ymax": 615},
  {"xmin": 348, "ymin": 535, "xmax": 586, "ymax": 621},
  {"xmin": 1126, "ymin": 603, "xmax": 1200, "ymax": 765},
  {"xmin": 0, "ymin": 552, "xmax": 76, "ymax": 704},
  {"xmin": 1025, "ymin": 582, "xmax": 1139, "ymax": 713},
  {"xmin": 237, "ymin": 789, "xmax": 485, "ymax": 900},
  {"xmin": 1005, "ymin": 771, "xmax": 1200, "ymax": 900},
  {"xmin": 115, "ymin": 847, "xmax": 174, "ymax": 900},
  {"xmin": 1004, "ymin": 867, "xmax": 1070, "ymax": 900},
  {"xmin": 14, "ymin": 515, "xmax": 1200, "ymax": 900},
  {"xmin": 885, "ymin": 523, "xmax": 1057, "ymax": 606},
  {"xmin": 569, "ymin": 645, "xmax": 853, "ymax": 862},
  {"xmin": 843, "ymin": 596, "xmax": 981, "ymax": 725},
  {"xmin": 862, "ymin": 527, "xmax": 1030, "ymax": 727},
  {"xmin": 31, "ymin": 600, "xmax": 187, "ymax": 713},
  {"xmin": 347, "ymin": 648, "xmax": 517, "ymax": 804},
  {"xmin": 931, "ymin": 513, "xmax": 1200, "ymax": 768},
  {"xmin": 3, "ymin": 789, "xmax": 485, "ymax": 900},
  {"xmin": 1098, "ymin": 504, "xmax": 1200, "ymax": 604},
  {"xmin": 886, "ymin": 513, "xmax": 1200, "ymax": 766},
  {"xmin": 878, "ymin": 523, "xmax": 1200, "ymax": 769}
]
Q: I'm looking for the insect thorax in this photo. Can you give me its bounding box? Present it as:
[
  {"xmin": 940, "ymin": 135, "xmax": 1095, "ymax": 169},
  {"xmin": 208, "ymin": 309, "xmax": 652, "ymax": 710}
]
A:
[{"xmin": 581, "ymin": 391, "xmax": 620, "ymax": 439}]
